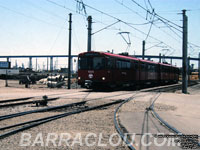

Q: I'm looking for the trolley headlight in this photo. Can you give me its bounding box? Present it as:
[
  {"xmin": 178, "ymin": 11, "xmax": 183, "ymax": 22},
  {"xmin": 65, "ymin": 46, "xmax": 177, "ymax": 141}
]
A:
[
  {"xmin": 78, "ymin": 77, "xmax": 81, "ymax": 80},
  {"xmin": 102, "ymin": 77, "xmax": 106, "ymax": 80}
]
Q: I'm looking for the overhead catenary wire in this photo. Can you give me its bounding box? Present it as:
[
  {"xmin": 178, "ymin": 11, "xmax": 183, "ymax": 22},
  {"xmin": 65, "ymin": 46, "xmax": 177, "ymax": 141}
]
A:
[
  {"xmin": 130, "ymin": 0, "xmax": 182, "ymax": 30},
  {"xmin": 74, "ymin": 0, "xmax": 176, "ymax": 47},
  {"xmin": 114, "ymin": 0, "xmax": 149, "ymax": 21},
  {"xmin": 113, "ymin": 0, "xmax": 181, "ymax": 53},
  {"xmin": 114, "ymin": 0, "xmax": 182, "ymax": 39},
  {"xmin": 92, "ymin": 20, "xmax": 121, "ymax": 35},
  {"xmin": 147, "ymin": 0, "xmax": 154, "ymax": 11},
  {"xmin": 145, "ymin": 9, "xmax": 155, "ymax": 41},
  {"xmin": 45, "ymin": 0, "xmax": 181, "ymax": 54},
  {"xmin": 2, "ymin": 0, "xmax": 197, "ymax": 58},
  {"xmin": 0, "ymin": 4, "xmax": 65, "ymax": 29},
  {"xmin": 189, "ymin": 42, "xmax": 200, "ymax": 49},
  {"xmin": 25, "ymin": 0, "xmax": 67, "ymax": 20},
  {"xmin": 49, "ymin": 20, "xmax": 67, "ymax": 54},
  {"xmin": 46, "ymin": 0, "xmax": 77, "ymax": 14},
  {"xmin": 46, "ymin": 0, "xmax": 166, "ymax": 49},
  {"xmin": 46, "ymin": 0, "xmax": 121, "ymax": 33},
  {"xmin": 145, "ymin": 42, "xmax": 163, "ymax": 51}
]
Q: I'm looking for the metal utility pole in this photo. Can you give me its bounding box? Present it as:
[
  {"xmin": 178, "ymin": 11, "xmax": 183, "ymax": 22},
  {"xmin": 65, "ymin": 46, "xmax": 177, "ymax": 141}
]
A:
[
  {"xmin": 36, "ymin": 58, "xmax": 38, "ymax": 71},
  {"xmin": 188, "ymin": 57, "xmax": 190, "ymax": 82},
  {"xmin": 87, "ymin": 16, "xmax": 92, "ymax": 52},
  {"xmin": 47, "ymin": 57, "xmax": 49, "ymax": 71},
  {"xmin": 5, "ymin": 69, "xmax": 8, "ymax": 87},
  {"xmin": 159, "ymin": 53, "xmax": 161, "ymax": 63},
  {"xmin": 29, "ymin": 57, "xmax": 32, "ymax": 69},
  {"xmin": 5, "ymin": 57, "xmax": 9, "ymax": 87},
  {"xmin": 68, "ymin": 13, "xmax": 72, "ymax": 89},
  {"xmin": 162, "ymin": 54, "xmax": 165, "ymax": 63},
  {"xmin": 182, "ymin": 10, "xmax": 188, "ymax": 94},
  {"xmin": 50, "ymin": 57, "xmax": 53, "ymax": 71},
  {"xmin": 199, "ymin": 52, "xmax": 200, "ymax": 80},
  {"xmin": 142, "ymin": 40, "xmax": 145, "ymax": 60}
]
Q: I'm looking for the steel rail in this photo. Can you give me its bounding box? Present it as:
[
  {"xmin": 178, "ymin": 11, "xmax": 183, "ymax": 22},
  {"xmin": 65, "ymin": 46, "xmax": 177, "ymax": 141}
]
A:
[
  {"xmin": 113, "ymin": 82, "xmax": 199, "ymax": 150},
  {"xmin": 114, "ymin": 94, "xmax": 137, "ymax": 150},
  {"xmin": 0, "ymin": 91, "xmax": 86, "ymax": 105},
  {"xmin": 0, "ymin": 91, "xmax": 136, "ymax": 121},
  {"xmin": 0, "ymin": 97, "xmax": 34, "ymax": 104},
  {"xmin": 0, "ymin": 101, "xmax": 86, "ymax": 121},
  {"xmin": 0, "ymin": 82, "xmax": 195, "ymax": 121},
  {"xmin": 0, "ymin": 97, "xmax": 59, "ymax": 108},
  {"xmin": 150, "ymin": 99, "xmax": 200, "ymax": 148},
  {"xmin": 0, "ymin": 99, "xmax": 123, "ymax": 140}
]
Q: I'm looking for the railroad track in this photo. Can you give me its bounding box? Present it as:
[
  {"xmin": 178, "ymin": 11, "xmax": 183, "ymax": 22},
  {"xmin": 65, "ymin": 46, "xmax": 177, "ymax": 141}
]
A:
[
  {"xmin": 0, "ymin": 82, "xmax": 198, "ymax": 145},
  {"xmin": 150, "ymin": 95, "xmax": 200, "ymax": 149},
  {"xmin": 0, "ymin": 90, "xmax": 141, "ymax": 140},
  {"xmin": 0, "ymin": 81, "xmax": 196, "ymax": 108},
  {"xmin": 0, "ymin": 97, "xmax": 34, "ymax": 104},
  {"xmin": 0, "ymin": 97, "xmax": 59, "ymax": 108},
  {"xmin": 114, "ymin": 83, "xmax": 200, "ymax": 150},
  {"xmin": 0, "ymin": 99, "xmax": 124, "ymax": 140},
  {"xmin": 0, "ymin": 91, "xmax": 88, "ymax": 108}
]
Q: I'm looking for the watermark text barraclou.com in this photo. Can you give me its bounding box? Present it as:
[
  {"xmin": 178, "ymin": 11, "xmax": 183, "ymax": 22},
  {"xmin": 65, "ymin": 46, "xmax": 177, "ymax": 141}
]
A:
[{"xmin": 19, "ymin": 132, "xmax": 199, "ymax": 148}]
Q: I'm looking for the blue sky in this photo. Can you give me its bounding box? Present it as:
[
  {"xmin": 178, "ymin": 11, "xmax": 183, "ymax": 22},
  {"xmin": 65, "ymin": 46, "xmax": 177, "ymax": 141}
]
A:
[{"xmin": 0, "ymin": 0, "xmax": 199, "ymax": 68}]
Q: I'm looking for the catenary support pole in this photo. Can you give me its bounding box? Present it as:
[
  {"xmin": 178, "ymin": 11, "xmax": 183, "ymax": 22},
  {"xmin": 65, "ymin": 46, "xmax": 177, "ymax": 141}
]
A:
[
  {"xmin": 87, "ymin": 16, "xmax": 92, "ymax": 52},
  {"xmin": 36, "ymin": 58, "xmax": 38, "ymax": 71},
  {"xmin": 182, "ymin": 10, "xmax": 188, "ymax": 94},
  {"xmin": 5, "ymin": 69, "xmax": 8, "ymax": 87},
  {"xmin": 199, "ymin": 53, "xmax": 200, "ymax": 80},
  {"xmin": 188, "ymin": 57, "xmax": 190, "ymax": 82},
  {"xmin": 159, "ymin": 53, "xmax": 161, "ymax": 63},
  {"xmin": 142, "ymin": 40, "xmax": 145, "ymax": 60},
  {"xmin": 29, "ymin": 57, "xmax": 32, "ymax": 69},
  {"xmin": 50, "ymin": 57, "xmax": 53, "ymax": 71},
  {"xmin": 68, "ymin": 13, "xmax": 72, "ymax": 89},
  {"xmin": 47, "ymin": 57, "xmax": 49, "ymax": 71}
]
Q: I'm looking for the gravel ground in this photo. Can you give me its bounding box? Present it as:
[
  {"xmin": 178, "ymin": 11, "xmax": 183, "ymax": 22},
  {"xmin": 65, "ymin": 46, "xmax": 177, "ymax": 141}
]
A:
[
  {"xmin": 0, "ymin": 104, "xmax": 129, "ymax": 150},
  {"xmin": 120, "ymin": 92, "xmax": 177, "ymax": 113},
  {"xmin": 118, "ymin": 84, "xmax": 200, "ymax": 150},
  {"xmin": 0, "ymin": 80, "xmax": 132, "ymax": 150},
  {"xmin": 2, "ymin": 80, "xmax": 195, "ymax": 150}
]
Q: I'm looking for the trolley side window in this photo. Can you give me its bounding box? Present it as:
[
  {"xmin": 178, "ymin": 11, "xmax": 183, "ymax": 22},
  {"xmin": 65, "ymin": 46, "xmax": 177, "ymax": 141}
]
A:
[
  {"xmin": 133, "ymin": 61, "xmax": 139, "ymax": 69},
  {"xmin": 116, "ymin": 60, "xmax": 122, "ymax": 69},
  {"xmin": 107, "ymin": 58, "xmax": 115, "ymax": 69},
  {"xmin": 116, "ymin": 60, "xmax": 131, "ymax": 69},
  {"xmin": 93, "ymin": 57, "xmax": 105, "ymax": 70},
  {"xmin": 141, "ymin": 63, "xmax": 145, "ymax": 71}
]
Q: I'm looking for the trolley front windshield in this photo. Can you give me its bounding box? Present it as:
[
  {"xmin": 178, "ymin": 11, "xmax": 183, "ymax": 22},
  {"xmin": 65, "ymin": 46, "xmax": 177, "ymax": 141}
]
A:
[{"xmin": 78, "ymin": 57, "xmax": 105, "ymax": 70}]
